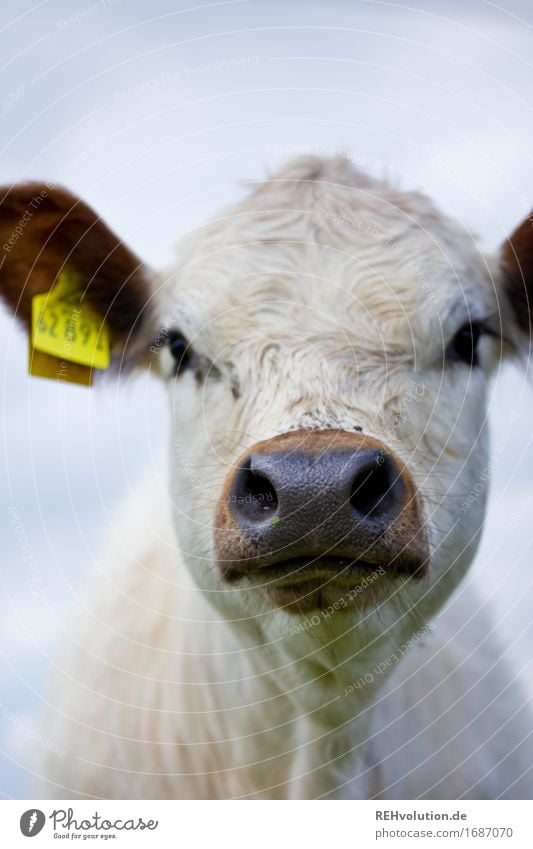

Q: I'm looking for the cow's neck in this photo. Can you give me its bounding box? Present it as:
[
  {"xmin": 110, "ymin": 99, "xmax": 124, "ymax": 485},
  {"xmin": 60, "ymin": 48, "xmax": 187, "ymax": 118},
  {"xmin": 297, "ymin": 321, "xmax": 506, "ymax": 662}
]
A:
[{"xmin": 176, "ymin": 584, "xmax": 424, "ymax": 798}]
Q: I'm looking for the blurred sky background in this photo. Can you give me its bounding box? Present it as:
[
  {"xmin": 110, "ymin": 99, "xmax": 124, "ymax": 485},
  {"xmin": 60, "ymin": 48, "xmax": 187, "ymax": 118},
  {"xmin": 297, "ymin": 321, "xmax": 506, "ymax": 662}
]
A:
[{"xmin": 1, "ymin": 0, "xmax": 533, "ymax": 798}]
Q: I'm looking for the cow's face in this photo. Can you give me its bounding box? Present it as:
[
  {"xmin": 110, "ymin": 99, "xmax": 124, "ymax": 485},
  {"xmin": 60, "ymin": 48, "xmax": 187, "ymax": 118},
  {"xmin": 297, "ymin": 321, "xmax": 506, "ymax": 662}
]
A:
[
  {"xmin": 0, "ymin": 157, "xmax": 530, "ymax": 630},
  {"xmin": 155, "ymin": 158, "xmax": 516, "ymax": 623}
]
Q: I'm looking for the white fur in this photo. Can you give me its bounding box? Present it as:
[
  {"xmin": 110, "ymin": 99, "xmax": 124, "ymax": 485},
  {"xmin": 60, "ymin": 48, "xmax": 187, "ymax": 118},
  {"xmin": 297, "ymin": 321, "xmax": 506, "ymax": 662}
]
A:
[{"xmin": 40, "ymin": 156, "xmax": 533, "ymax": 798}]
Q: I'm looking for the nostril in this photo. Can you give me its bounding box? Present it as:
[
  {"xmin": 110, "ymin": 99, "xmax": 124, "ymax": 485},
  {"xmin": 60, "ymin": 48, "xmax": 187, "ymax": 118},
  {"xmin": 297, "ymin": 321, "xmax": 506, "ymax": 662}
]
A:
[
  {"xmin": 230, "ymin": 458, "xmax": 279, "ymax": 525},
  {"xmin": 349, "ymin": 451, "xmax": 404, "ymax": 520},
  {"xmin": 244, "ymin": 469, "xmax": 278, "ymax": 511}
]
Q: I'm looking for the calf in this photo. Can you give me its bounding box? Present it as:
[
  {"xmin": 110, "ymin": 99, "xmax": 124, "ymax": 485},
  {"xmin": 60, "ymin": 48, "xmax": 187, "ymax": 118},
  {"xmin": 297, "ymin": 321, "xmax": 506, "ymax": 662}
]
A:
[{"xmin": 1, "ymin": 156, "xmax": 532, "ymax": 799}]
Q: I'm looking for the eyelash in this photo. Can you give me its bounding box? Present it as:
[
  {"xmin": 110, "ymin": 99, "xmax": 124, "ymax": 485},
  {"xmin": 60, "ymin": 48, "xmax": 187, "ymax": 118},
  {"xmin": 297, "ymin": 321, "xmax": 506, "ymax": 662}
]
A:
[
  {"xmin": 447, "ymin": 322, "xmax": 483, "ymax": 367},
  {"xmin": 446, "ymin": 321, "xmax": 500, "ymax": 368},
  {"xmin": 167, "ymin": 331, "xmax": 194, "ymax": 375}
]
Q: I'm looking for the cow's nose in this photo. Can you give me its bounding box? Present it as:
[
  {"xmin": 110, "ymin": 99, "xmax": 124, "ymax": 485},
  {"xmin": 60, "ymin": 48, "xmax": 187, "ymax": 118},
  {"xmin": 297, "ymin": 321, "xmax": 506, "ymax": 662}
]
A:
[
  {"xmin": 229, "ymin": 446, "xmax": 406, "ymax": 532},
  {"xmin": 217, "ymin": 430, "xmax": 428, "ymax": 583}
]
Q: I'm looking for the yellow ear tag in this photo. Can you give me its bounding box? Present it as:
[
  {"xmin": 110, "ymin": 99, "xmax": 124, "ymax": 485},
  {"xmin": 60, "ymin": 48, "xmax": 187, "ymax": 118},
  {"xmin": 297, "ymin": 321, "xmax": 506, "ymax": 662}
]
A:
[
  {"xmin": 28, "ymin": 344, "xmax": 94, "ymax": 386},
  {"xmin": 29, "ymin": 270, "xmax": 110, "ymax": 384}
]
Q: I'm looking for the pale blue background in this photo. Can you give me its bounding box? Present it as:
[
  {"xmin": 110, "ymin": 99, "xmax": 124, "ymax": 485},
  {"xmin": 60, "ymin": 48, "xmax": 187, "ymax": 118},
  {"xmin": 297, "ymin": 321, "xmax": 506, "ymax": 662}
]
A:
[{"xmin": 1, "ymin": 0, "xmax": 533, "ymax": 798}]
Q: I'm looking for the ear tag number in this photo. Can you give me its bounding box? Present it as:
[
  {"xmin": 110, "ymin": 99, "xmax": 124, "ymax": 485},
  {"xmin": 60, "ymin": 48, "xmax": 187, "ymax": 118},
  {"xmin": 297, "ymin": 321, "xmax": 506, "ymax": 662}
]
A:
[{"xmin": 29, "ymin": 270, "xmax": 110, "ymax": 384}]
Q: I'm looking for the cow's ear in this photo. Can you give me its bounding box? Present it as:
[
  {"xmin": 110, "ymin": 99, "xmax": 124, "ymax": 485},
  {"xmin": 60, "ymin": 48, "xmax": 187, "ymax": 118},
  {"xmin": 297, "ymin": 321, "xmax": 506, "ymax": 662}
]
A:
[
  {"xmin": 0, "ymin": 182, "xmax": 152, "ymax": 359},
  {"xmin": 499, "ymin": 212, "xmax": 533, "ymax": 342}
]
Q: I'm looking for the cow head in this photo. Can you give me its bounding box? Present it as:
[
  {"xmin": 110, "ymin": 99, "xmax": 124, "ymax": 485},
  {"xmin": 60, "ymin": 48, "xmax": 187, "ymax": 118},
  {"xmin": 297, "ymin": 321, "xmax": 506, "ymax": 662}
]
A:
[{"xmin": 1, "ymin": 157, "xmax": 531, "ymax": 637}]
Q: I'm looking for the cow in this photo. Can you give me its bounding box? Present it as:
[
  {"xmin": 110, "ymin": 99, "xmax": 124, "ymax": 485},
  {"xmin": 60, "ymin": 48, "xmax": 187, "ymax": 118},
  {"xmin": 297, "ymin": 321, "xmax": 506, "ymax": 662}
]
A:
[{"xmin": 1, "ymin": 155, "xmax": 532, "ymax": 799}]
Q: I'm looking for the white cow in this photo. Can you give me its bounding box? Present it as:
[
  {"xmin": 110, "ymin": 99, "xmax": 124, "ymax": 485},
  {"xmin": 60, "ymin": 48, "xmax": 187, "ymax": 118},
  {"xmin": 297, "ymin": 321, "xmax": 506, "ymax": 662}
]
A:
[{"xmin": 1, "ymin": 156, "xmax": 532, "ymax": 799}]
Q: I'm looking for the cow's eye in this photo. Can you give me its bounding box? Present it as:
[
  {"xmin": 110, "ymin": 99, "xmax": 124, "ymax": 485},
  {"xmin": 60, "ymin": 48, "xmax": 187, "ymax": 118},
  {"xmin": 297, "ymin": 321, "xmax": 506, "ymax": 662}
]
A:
[
  {"xmin": 447, "ymin": 322, "xmax": 483, "ymax": 367},
  {"xmin": 168, "ymin": 331, "xmax": 193, "ymax": 375}
]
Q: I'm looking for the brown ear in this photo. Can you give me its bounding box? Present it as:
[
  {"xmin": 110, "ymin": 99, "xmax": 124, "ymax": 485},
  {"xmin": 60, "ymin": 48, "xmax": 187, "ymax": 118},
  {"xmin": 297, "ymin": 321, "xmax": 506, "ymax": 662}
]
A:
[
  {"xmin": 500, "ymin": 213, "xmax": 533, "ymax": 337},
  {"xmin": 0, "ymin": 182, "xmax": 151, "ymax": 352}
]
